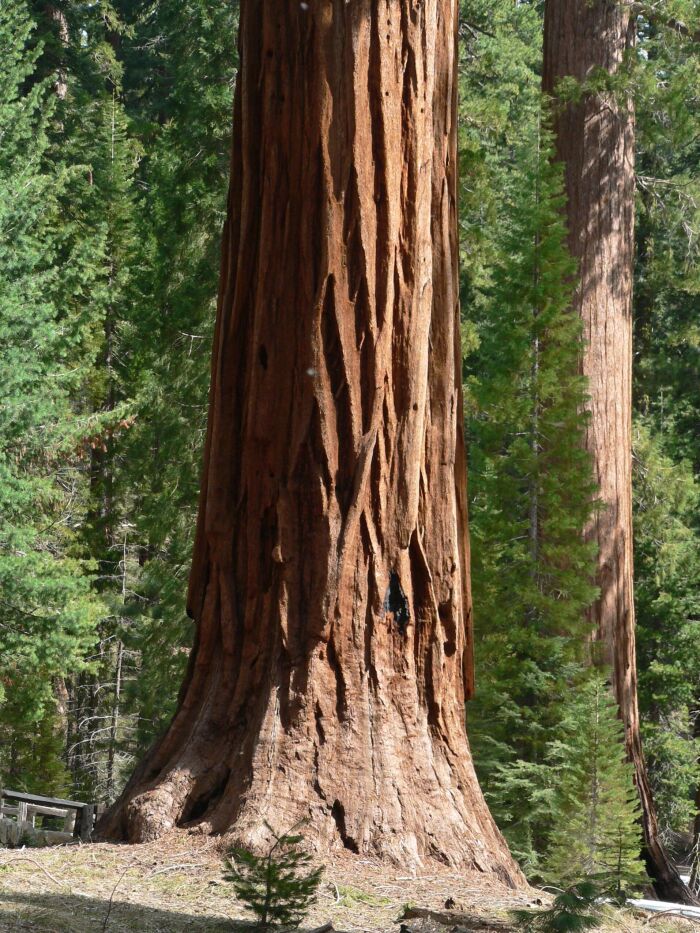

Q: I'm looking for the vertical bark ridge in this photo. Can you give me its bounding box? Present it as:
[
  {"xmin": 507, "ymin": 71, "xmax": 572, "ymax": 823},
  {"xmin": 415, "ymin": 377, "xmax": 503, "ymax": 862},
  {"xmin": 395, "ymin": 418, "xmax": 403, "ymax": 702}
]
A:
[{"xmin": 98, "ymin": 0, "xmax": 519, "ymax": 880}]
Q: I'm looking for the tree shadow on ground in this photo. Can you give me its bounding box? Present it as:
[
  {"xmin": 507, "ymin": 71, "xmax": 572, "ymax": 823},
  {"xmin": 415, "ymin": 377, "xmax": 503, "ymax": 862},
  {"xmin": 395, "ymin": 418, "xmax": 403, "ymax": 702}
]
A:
[{"xmin": 0, "ymin": 889, "xmax": 276, "ymax": 932}]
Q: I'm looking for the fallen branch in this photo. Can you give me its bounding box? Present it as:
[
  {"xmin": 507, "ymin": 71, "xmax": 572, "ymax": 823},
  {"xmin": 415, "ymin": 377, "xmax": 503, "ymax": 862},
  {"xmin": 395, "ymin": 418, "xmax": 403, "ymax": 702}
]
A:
[
  {"xmin": 399, "ymin": 905, "xmax": 511, "ymax": 930},
  {"xmin": 400, "ymin": 904, "xmax": 512, "ymax": 931},
  {"xmin": 101, "ymin": 861, "xmax": 135, "ymax": 932},
  {"xmin": 4, "ymin": 857, "xmax": 68, "ymax": 890},
  {"xmin": 640, "ymin": 907, "xmax": 700, "ymax": 926},
  {"xmin": 146, "ymin": 862, "xmax": 209, "ymax": 878}
]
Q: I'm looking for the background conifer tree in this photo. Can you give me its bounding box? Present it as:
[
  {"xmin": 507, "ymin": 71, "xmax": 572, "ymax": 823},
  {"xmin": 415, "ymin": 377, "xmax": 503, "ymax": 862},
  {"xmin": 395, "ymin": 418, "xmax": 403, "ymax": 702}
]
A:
[
  {"xmin": 465, "ymin": 118, "xmax": 598, "ymax": 874},
  {"xmin": 632, "ymin": 0, "xmax": 700, "ymax": 865},
  {"xmin": 633, "ymin": 423, "xmax": 700, "ymax": 841},
  {"xmin": 0, "ymin": 0, "xmax": 100, "ymax": 794},
  {"xmin": 112, "ymin": 0, "xmax": 238, "ymax": 754}
]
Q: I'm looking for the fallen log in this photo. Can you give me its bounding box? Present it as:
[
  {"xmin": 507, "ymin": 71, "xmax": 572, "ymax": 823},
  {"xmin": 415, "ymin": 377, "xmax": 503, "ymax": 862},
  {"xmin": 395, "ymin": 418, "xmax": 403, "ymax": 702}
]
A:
[{"xmin": 398, "ymin": 905, "xmax": 512, "ymax": 931}]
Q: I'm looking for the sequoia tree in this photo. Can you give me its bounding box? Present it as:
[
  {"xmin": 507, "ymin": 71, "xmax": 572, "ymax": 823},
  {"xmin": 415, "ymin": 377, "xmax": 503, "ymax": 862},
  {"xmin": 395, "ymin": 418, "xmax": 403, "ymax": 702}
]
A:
[
  {"xmin": 99, "ymin": 0, "xmax": 519, "ymax": 878},
  {"xmin": 542, "ymin": 0, "xmax": 691, "ymax": 902}
]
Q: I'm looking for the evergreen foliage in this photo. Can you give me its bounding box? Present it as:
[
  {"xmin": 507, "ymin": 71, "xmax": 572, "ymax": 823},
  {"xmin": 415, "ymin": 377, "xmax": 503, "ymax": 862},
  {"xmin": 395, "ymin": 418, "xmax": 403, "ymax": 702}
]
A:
[
  {"xmin": 464, "ymin": 117, "xmax": 598, "ymax": 874},
  {"xmin": 112, "ymin": 0, "xmax": 238, "ymax": 754},
  {"xmin": 512, "ymin": 881, "xmax": 603, "ymax": 933},
  {"xmin": 458, "ymin": 0, "xmax": 542, "ymax": 346},
  {"xmin": 0, "ymin": 0, "xmax": 237, "ymax": 801},
  {"xmin": 544, "ymin": 677, "xmax": 648, "ymax": 896},
  {"xmin": 632, "ymin": 0, "xmax": 700, "ymax": 845},
  {"xmin": 0, "ymin": 0, "xmax": 100, "ymax": 794},
  {"xmin": 21, "ymin": 0, "xmax": 144, "ymax": 803},
  {"xmin": 632, "ymin": 422, "xmax": 700, "ymax": 835},
  {"xmin": 224, "ymin": 825, "xmax": 323, "ymax": 930},
  {"xmin": 0, "ymin": 0, "xmax": 237, "ymax": 803}
]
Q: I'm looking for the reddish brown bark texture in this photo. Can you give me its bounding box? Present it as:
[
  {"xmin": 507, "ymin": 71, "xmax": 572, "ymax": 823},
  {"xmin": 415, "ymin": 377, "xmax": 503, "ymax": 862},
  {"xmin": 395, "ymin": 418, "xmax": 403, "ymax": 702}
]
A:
[
  {"xmin": 99, "ymin": 0, "xmax": 520, "ymax": 879},
  {"xmin": 543, "ymin": 0, "xmax": 691, "ymax": 902}
]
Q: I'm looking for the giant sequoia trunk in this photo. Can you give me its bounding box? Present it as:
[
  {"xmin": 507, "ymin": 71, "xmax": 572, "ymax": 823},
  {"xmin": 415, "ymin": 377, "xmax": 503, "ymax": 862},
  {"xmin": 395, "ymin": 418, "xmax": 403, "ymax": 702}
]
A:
[
  {"xmin": 543, "ymin": 0, "xmax": 692, "ymax": 903},
  {"xmin": 99, "ymin": 0, "xmax": 519, "ymax": 878}
]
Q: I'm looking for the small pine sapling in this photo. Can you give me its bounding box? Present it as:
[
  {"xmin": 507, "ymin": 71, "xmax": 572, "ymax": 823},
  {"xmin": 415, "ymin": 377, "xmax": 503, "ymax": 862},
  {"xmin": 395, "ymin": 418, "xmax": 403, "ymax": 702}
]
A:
[
  {"xmin": 224, "ymin": 822, "xmax": 322, "ymax": 930},
  {"xmin": 512, "ymin": 880, "xmax": 603, "ymax": 932}
]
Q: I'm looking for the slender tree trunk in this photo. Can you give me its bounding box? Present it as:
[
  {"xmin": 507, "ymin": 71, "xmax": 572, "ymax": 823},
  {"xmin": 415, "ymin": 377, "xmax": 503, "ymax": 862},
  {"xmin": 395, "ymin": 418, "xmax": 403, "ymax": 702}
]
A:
[
  {"xmin": 44, "ymin": 4, "xmax": 69, "ymax": 100},
  {"xmin": 106, "ymin": 534, "xmax": 129, "ymax": 802},
  {"xmin": 543, "ymin": 0, "xmax": 692, "ymax": 903},
  {"xmin": 99, "ymin": 0, "xmax": 519, "ymax": 878},
  {"xmin": 106, "ymin": 639, "xmax": 123, "ymax": 804},
  {"xmin": 691, "ymin": 797, "xmax": 700, "ymax": 896},
  {"xmin": 689, "ymin": 709, "xmax": 700, "ymax": 895}
]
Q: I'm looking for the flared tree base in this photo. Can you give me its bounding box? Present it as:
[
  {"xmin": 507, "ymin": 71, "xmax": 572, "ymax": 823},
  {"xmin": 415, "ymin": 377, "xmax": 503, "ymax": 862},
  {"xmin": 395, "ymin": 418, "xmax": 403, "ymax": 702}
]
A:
[{"xmin": 99, "ymin": 673, "xmax": 522, "ymax": 887}]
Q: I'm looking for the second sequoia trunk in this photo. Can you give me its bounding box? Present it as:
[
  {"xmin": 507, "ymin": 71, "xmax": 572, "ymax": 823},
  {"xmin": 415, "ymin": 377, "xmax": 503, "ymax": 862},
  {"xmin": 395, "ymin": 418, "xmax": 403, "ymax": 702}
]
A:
[
  {"xmin": 99, "ymin": 0, "xmax": 519, "ymax": 880},
  {"xmin": 543, "ymin": 0, "xmax": 692, "ymax": 902}
]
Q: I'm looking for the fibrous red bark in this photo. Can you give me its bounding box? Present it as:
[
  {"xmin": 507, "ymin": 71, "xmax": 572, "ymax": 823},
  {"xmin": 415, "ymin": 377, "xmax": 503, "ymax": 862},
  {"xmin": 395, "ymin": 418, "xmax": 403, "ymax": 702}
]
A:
[
  {"xmin": 99, "ymin": 0, "xmax": 520, "ymax": 880},
  {"xmin": 543, "ymin": 0, "xmax": 692, "ymax": 903}
]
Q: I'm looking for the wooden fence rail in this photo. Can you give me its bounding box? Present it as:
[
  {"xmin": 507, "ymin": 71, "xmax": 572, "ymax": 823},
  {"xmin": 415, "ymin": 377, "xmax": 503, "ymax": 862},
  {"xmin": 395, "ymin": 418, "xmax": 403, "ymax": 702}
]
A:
[{"xmin": 0, "ymin": 788, "xmax": 94, "ymax": 841}]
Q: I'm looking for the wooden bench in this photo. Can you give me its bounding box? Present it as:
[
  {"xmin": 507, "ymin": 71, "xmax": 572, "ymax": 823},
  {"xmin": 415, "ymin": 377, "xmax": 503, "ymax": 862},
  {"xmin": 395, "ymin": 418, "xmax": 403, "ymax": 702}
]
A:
[{"xmin": 0, "ymin": 789, "xmax": 95, "ymax": 841}]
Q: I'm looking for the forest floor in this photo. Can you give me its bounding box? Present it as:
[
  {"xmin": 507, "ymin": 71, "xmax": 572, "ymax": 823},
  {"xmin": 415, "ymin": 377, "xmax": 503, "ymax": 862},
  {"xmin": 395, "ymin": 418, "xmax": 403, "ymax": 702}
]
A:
[{"xmin": 0, "ymin": 832, "xmax": 694, "ymax": 933}]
